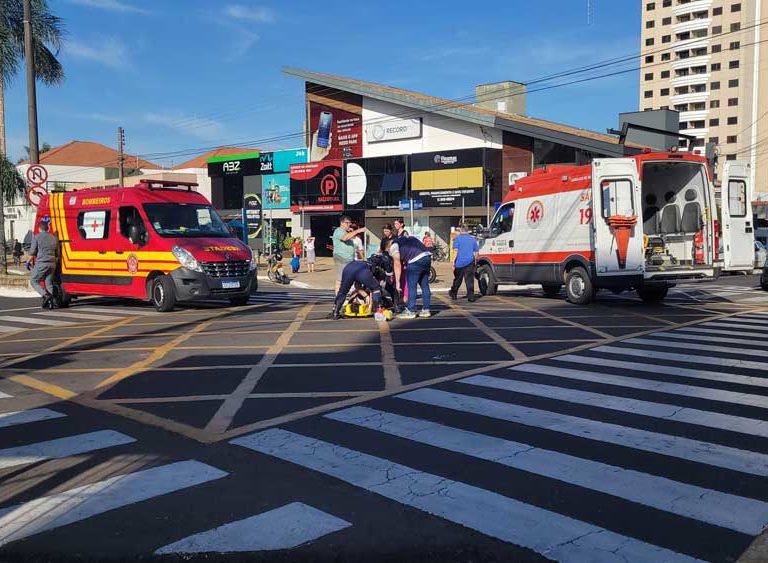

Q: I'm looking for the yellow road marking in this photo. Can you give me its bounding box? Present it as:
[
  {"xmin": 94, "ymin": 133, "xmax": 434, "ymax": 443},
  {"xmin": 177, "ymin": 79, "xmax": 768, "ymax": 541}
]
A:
[
  {"xmin": 111, "ymin": 391, "xmax": 371, "ymax": 404},
  {"xmin": 204, "ymin": 303, "xmax": 313, "ymax": 434},
  {"xmin": 8, "ymin": 374, "xmax": 77, "ymax": 400}
]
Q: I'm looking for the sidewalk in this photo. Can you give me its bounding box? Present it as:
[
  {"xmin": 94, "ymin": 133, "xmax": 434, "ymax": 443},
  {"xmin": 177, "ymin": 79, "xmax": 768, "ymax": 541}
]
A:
[{"xmin": 258, "ymin": 256, "xmax": 457, "ymax": 291}]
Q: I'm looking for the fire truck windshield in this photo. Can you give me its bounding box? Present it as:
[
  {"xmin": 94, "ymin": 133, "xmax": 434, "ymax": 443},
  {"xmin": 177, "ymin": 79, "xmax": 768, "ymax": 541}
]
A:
[{"xmin": 143, "ymin": 203, "xmax": 231, "ymax": 238}]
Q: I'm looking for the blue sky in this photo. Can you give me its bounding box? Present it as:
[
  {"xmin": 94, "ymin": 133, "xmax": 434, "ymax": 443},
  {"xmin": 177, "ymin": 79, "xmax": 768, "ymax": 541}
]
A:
[{"xmin": 3, "ymin": 0, "xmax": 642, "ymax": 166}]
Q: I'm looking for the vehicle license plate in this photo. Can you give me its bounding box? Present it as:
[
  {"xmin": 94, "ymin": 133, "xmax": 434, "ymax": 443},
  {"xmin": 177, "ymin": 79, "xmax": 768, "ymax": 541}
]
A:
[{"xmin": 222, "ymin": 280, "xmax": 240, "ymax": 289}]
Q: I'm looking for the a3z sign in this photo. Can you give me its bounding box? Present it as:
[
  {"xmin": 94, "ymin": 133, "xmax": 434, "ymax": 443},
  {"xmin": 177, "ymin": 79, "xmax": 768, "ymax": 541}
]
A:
[{"xmin": 222, "ymin": 161, "xmax": 241, "ymax": 173}]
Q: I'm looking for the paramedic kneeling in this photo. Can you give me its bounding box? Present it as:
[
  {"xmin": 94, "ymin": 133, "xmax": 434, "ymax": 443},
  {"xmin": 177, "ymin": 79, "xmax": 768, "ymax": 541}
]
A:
[
  {"xmin": 330, "ymin": 260, "xmax": 381, "ymax": 319},
  {"xmin": 28, "ymin": 220, "xmax": 59, "ymax": 309}
]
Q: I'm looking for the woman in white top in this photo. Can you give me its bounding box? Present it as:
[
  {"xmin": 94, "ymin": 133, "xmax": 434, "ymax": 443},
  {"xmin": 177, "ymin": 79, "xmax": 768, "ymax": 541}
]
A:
[{"xmin": 304, "ymin": 236, "xmax": 316, "ymax": 272}]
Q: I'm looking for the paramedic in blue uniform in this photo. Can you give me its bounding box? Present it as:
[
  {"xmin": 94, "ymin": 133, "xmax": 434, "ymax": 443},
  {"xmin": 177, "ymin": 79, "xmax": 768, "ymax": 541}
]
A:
[{"xmin": 329, "ymin": 259, "xmax": 382, "ymax": 319}]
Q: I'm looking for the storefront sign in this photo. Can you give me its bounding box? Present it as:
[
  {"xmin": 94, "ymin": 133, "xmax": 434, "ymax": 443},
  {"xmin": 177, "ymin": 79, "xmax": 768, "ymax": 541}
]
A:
[
  {"xmin": 243, "ymin": 192, "xmax": 262, "ymax": 243},
  {"xmin": 273, "ymin": 148, "xmax": 307, "ymax": 172},
  {"xmin": 308, "ymin": 100, "xmax": 362, "ymax": 162},
  {"xmin": 208, "ymin": 154, "xmax": 262, "ymax": 177},
  {"xmin": 262, "ymin": 173, "xmax": 290, "ymax": 210},
  {"xmin": 289, "ymin": 161, "xmax": 344, "ymax": 212},
  {"xmin": 410, "ymin": 148, "xmax": 485, "ymax": 208},
  {"xmin": 365, "ymin": 118, "xmax": 422, "ymax": 143}
]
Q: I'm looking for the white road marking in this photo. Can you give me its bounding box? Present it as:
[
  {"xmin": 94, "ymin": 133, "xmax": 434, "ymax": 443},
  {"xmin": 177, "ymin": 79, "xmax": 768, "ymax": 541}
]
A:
[
  {"xmin": 155, "ymin": 502, "xmax": 351, "ymax": 554},
  {"xmin": 0, "ymin": 460, "xmax": 228, "ymax": 547},
  {"xmin": 511, "ymin": 363, "xmax": 768, "ymax": 409},
  {"xmin": 593, "ymin": 345, "xmax": 768, "ymax": 371},
  {"xmin": 708, "ymin": 317, "xmax": 768, "ymax": 326},
  {"xmin": 555, "ymin": 354, "xmax": 768, "ymax": 389},
  {"xmin": 672, "ymin": 325, "xmax": 768, "ymax": 339},
  {"xmin": 0, "ymin": 430, "xmax": 136, "ymax": 469},
  {"xmin": 398, "ymin": 388, "xmax": 768, "ymax": 477},
  {"xmin": 233, "ymin": 429, "xmax": 703, "ymax": 563},
  {"xmin": 73, "ymin": 307, "xmax": 157, "ymax": 316},
  {"xmin": 327, "ymin": 406, "xmax": 768, "ymax": 535},
  {"xmin": 463, "ymin": 374, "xmax": 768, "ymax": 439},
  {"xmin": 35, "ymin": 311, "xmax": 126, "ymax": 321},
  {"xmin": 698, "ymin": 322, "xmax": 768, "ymax": 334},
  {"xmin": 0, "ymin": 408, "xmax": 66, "ymax": 429},
  {"xmin": 0, "ymin": 315, "xmax": 72, "ymax": 327},
  {"xmin": 623, "ymin": 337, "xmax": 768, "ymax": 360},
  {"xmin": 651, "ymin": 331, "xmax": 768, "ymax": 348},
  {"xmin": 0, "ymin": 391, "xmax": 11, "ymax": 399},
  {"xmin": 0, "ymin": 326, "xmax": 21, "ymax": 333}
]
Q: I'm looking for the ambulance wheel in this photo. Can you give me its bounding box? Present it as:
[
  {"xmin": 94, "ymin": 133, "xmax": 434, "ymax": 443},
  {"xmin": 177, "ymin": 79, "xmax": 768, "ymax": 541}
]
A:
[
  {"xmin": 57, "ymin": 288, "xmax": 71, "ymax": 308},
  {"xmin": 637, "ymin": 286, "xmax": 668, "ymax": 303},
  {"xmin": 477, "ymin": 264, "xmax": 498, "ymax": 296},
  {"xmin": 565, "ymin": 267, "xmax": 594, "ymax": 305},
  {"xmin": 151, "ymin": 275, "xmax": 176, "ymax": 312},
  {"xmin": 541, "ymin": 284, "xmax": 562, "ymax": 297}
]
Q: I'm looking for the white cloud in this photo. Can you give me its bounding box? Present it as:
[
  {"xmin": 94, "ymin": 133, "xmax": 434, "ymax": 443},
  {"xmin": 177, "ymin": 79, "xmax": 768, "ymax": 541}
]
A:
[
  {"xmin": 225, "ymin": 4, "xmax": 275, "ymax": 23},
  {"xmin": 67, "ymin": 0, "xmax": 150, "ymax": 14},
  {"xmin": 143, "ymin": 113, "xmax": 226, "ymax": 141},
  {"xmin": 66, "ymin": 37, "xmax": 131, "ymax": 70},
  {"xmin": 420, "ymin": 47, "xmax": 490, "ymax": 62},
  {"xmin": 72, "ymin": 112, "xmax": 123, "ymax": 124}
]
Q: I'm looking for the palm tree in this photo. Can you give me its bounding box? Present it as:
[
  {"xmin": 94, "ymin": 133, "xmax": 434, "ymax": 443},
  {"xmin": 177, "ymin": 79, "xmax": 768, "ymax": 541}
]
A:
[
  {"xmin": 0, "ymin": 153, "xmax": 26, "ymax": 273},
  {"xmin": 0, "ymin": 0, "xmax": 64, "ymax": 274},
  {"xmin": 0, "ymin": 0, "xmax": 65, "ymax": 157}
]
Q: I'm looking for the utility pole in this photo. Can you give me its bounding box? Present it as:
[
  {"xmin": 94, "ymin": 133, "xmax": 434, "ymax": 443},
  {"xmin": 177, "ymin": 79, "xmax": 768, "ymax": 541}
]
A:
[
  {"xmin": 24, "ymin": 0, "xmax": 39, "ymax": 164},
  {"xmin": 117, "ymin": 127, "xmax": 125, "ymax": 187}
]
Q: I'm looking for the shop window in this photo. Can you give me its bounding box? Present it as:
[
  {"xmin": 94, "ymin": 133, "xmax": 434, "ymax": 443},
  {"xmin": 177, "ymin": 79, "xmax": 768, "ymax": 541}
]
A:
[
  {"xmin": 728, "ymin": 180, "xmax": 747, "ymax": 217},
  {"xmin": 601, "ymin": 179, "xmax": 634, "ymax": 218},
  {"xmin": 77, "ymin": 210, "xmax": 110, "ymax": 240}
]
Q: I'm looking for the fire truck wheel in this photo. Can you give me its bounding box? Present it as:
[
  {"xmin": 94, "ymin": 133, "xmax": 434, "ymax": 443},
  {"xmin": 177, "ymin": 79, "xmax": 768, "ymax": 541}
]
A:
[
  {"xmin": 541, "ymin": 284, "xmax": 562, "ymax": 297},
  {"xmin": 636, "ymin": 286, "xmax": 669, "ymax": 303},
  {"xmin": 57, "ymin": 288, "xmax": 71, "ymax": 308},
  {"xmin": 477, "ymin": 265, "xmax": 498, "ymax": 296},
  {"xmin": 151, "ymin": 275, "xmax": 176, "ymax": 312},
  {"xmin": 565, "ymin": 267, "xmax": 594, "ymax": 305}
]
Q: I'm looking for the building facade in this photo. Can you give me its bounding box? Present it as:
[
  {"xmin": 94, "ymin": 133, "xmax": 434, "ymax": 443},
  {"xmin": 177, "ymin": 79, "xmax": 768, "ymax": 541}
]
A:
[{"xmin": 639, "ymin": 0, "xmax": 768, "ymax": 192}]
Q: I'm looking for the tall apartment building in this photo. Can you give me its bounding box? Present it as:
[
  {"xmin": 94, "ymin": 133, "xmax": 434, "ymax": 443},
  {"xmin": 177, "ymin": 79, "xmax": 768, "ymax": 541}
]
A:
[{"xmin": 639, "ymin": 0, "xmax": 768, "ymax": 193}]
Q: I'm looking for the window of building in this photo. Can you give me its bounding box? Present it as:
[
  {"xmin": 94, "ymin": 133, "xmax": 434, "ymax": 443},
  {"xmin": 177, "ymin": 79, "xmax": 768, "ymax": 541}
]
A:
[
  {"xmin": 661, "ymin": 105, "xmax": 669, "ymax": 109},
  {"xmin": 676, "ymin": 68, "xmax": 690, "ymax": 77},
  {"xmin": 646, "ymin": 20, "xmax": 655, "ymax": 28},
  {"xmin": 646, "ymin": 1, "xmax": 655, "ymax": 9},
  {"xmin": 712, "ymin": 44, "xmax": 722, "ymax": 53},
  {"xmin": 662, "ymin": 16, "xmax": 671, "ymax": 24},
  {"xmin": 730, "ymin": 23, "xmax": 741, "ymax": 32},
  {"xmin": 662, "ymin": 34, "xmax": 671, "ymax": 43},
  {"xmin": 729, "ymin": 60, "xmax": 740, "ymax": 69},
  {"xmin": 693, "ymin": 29, "xmax": 708, "ymax": 38},
  {"xmin": 729, "ymin": 78, "xmax": 739, "ymax": 87},
  {"xmin": 711, "ymin": 81, "xmax": 720, "ymax": 90},
  {"xmin": 726, "ymin": 154, "xmax": 737, "ymax": 161},
  {"xmin": 727, "ymin": 135, "xmax": 738, "ymax": 143},
  {"xmin": 76, "ymin": 210, "xmax": 111, "ymax": 240},
  {"xmin": 691, "ymin": 102, "xmax": 706, "ymax": 110},
  {"xmin": 713, "ymin": 6, "xmax": 722, "ymax": 15},
  {"xmin": 709, "ymin": 118, "xmax": 720, "ymax": 126},
  {"xmin": 727, "ymin": 116, "xmax": 738, "ymax": 125},
  {"xmin": 731, "ymin": 3, "xmax": 741, "ymax": 12},
  {"xmin": 712, "ymin": 25, "xmax": 722, "ymax": 34},
  {"xmin": 646, "ymin": 38, "xmax": 655, "ymax": 46},
  {"xmin": 661, "ymin": 70, "xmax": 670, "ymax": 78},
  {"xmin": 711, "ymin": 63, "xmax": 721, "ymax": 71},
  {"xmin": 662, "ymin": 0, "xmax": 671, "ymax": 6},
  {"xmin": 661, "ymin": 52, "xmax": 671, "ymax": 61},
  {"xmin": 644, "ymin": 90, "xmax": 653, "ymax": 98},
  {"xmin": 728, "ymin": 97, "xmax": 738, "ymax": 106},
  {"xmin": 660, "ymin": 88, "xmax": 670, "ymax": 95},
  {"xmin": 692, "ymin": 84, "xmax": 706, "ymax": 93},
  {"xmin": 645, "ymin": 72, "xmax": 654, "ymax": 80},
  {"xmin": 645, "ymin": 55, "xmax": 654, "ymax": 63},
  {"xmin": 709, "ymin": 136, "xmax": 719, "ymax": 144},
  {"xmin": 710, "ymin": 99, "xmax": 720, "ymax": 108},
  {"xmin": 730, "ymin": 41, "xmax": 740, "ymax": 50}
]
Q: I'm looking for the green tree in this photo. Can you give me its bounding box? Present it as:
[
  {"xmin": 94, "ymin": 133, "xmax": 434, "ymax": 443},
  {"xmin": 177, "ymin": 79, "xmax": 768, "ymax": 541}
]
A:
[{"xmin": 0, "ymin": 153, "xmax": 26, "ymax": 273}]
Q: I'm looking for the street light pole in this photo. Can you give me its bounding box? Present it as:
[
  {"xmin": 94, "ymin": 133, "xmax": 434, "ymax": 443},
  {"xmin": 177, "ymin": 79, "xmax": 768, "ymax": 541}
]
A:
[{"xmin": 23, "ymin": 0, "xmax": 39, "ymax": 165}]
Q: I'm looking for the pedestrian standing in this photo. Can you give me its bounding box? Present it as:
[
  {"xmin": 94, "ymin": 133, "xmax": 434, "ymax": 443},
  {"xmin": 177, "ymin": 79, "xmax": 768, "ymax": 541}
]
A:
[
  {"xmin": 28, "ymin": 220, "xmax": 59, "ymax": 309},
  {"xmin": 291, "ymin": 238, "xmax": 301, "ymax": 273},
  {"xmin": 12, "ymin": 239, "xmax": 22, "ymax": 266},
  {"xmin": 390, "ymin": 235, "xmax": 432, "ymax": 318},
  {"xmin": 332, "ymin": 216, "xmax": 365, "ymax": 293},
  {"xmin": 449, "ymin": 224, "xmax": 479, "ymax": 303},
  {"xmin": 304, "ymin": 236, "xmax": 316, "ymax": 273}
]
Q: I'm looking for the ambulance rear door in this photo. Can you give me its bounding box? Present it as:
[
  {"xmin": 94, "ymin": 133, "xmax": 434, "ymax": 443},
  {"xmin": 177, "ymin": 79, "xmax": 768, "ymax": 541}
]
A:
[
  {"xmin": 591, "ymin": 158, "xmax": 644, "ymax": 281},
  {"xmin": 721, "ymin": 160, "xmax": 754, "ymax": 271}
]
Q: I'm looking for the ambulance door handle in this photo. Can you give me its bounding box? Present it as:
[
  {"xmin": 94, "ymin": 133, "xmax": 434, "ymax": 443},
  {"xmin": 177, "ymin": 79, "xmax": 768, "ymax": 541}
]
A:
[
  {"xmin": 116, "ymin": 251, "xmax": 125, "ymax": 254},
  {"xmin": 98, "ymin": 251, "xmax": 107, "ymax": 255}
]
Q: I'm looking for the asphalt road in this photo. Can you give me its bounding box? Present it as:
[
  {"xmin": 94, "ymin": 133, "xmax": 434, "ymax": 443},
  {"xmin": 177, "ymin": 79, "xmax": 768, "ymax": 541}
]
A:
[{"xmin": 1, "ymin": 276, "xmax": 767, "ymax": 562}]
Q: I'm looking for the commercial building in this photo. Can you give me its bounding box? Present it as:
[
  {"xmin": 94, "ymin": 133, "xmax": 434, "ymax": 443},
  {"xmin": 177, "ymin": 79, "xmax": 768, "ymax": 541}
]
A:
[{"xmin": 639, "ymin": 0, "xmax": 768, "ymax": 193}]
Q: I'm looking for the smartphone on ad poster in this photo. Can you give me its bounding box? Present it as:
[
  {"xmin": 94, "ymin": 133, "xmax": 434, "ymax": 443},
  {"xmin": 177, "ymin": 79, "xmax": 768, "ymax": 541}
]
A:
[{"xmin": 317, "ymin": 111, "xmax": 332, "ymax": 148}]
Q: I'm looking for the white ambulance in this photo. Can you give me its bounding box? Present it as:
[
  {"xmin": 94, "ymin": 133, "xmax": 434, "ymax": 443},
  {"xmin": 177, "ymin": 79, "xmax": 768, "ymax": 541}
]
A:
[{"xmin": 477, "ymin": 150, "xmax": 754, "ymax": 304}]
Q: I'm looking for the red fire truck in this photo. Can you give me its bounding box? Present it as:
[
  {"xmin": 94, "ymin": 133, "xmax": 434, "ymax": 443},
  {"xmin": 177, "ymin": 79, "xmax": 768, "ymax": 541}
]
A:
[{"xmin": 477, "ymin": 150, "xmax": 754, "ymax": 304}]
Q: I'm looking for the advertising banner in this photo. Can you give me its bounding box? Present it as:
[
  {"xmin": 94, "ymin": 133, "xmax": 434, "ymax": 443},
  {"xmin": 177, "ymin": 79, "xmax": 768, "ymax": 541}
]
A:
[
  {"xmin": 207, "ymin": 152, "xmax": 261, "ymax": 177},
  {"xmin": 243, "ymin": 192, "xmax": 262, "ymax": 245},
  {"xmin": 262, "ymin": 173, "xmax": 290, "ymax": 210},
  {"xmin": 410, "ymin": 148, "xmax": 485, "ymax": 208},
  {"xmin": 289, "ymin": 161, "xmax": 344, "ymax": 212},
  {"xmin": 273, "ymin": 148, "xmax": 308, "ymax": 172},
  {"xmin": 365, "ymin": 118, "xmax": 422, "ymax": 143},
  {"xmin": 308, "ymin": 100, "xmax": 362, "ymax": 162}
]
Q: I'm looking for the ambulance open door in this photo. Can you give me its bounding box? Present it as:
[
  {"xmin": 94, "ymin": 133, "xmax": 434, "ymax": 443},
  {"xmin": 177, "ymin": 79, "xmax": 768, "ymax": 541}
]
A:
[
  {"xmin": 720, "ymin": 160, "xmax": 754, "ymax": 271},
  {"xmin": 591, "ymin": 158, "xmax": 644, "ymax": 279}
]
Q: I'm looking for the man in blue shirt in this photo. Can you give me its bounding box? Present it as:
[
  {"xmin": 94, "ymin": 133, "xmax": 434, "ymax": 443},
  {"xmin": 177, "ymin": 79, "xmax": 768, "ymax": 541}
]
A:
[{"xmin": 449, "ymin": 224, "xmax": 479, "ymax": 302}]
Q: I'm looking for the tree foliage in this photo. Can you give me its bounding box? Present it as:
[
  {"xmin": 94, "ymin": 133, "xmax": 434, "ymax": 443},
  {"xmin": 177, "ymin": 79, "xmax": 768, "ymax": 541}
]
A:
[{"xmin": 0, "ymin": 153, "xmax": 25, "ymax": 206}]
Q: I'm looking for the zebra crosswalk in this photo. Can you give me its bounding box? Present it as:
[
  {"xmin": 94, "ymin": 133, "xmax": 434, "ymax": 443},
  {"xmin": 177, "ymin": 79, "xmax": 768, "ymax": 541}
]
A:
[
  {"xmin": 0, "ymin": 305, "xmax": 158, "ymax": 334},
  {"xmin": 232, "ymin": 311, "xmax": 768, "ymax": 562}
]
